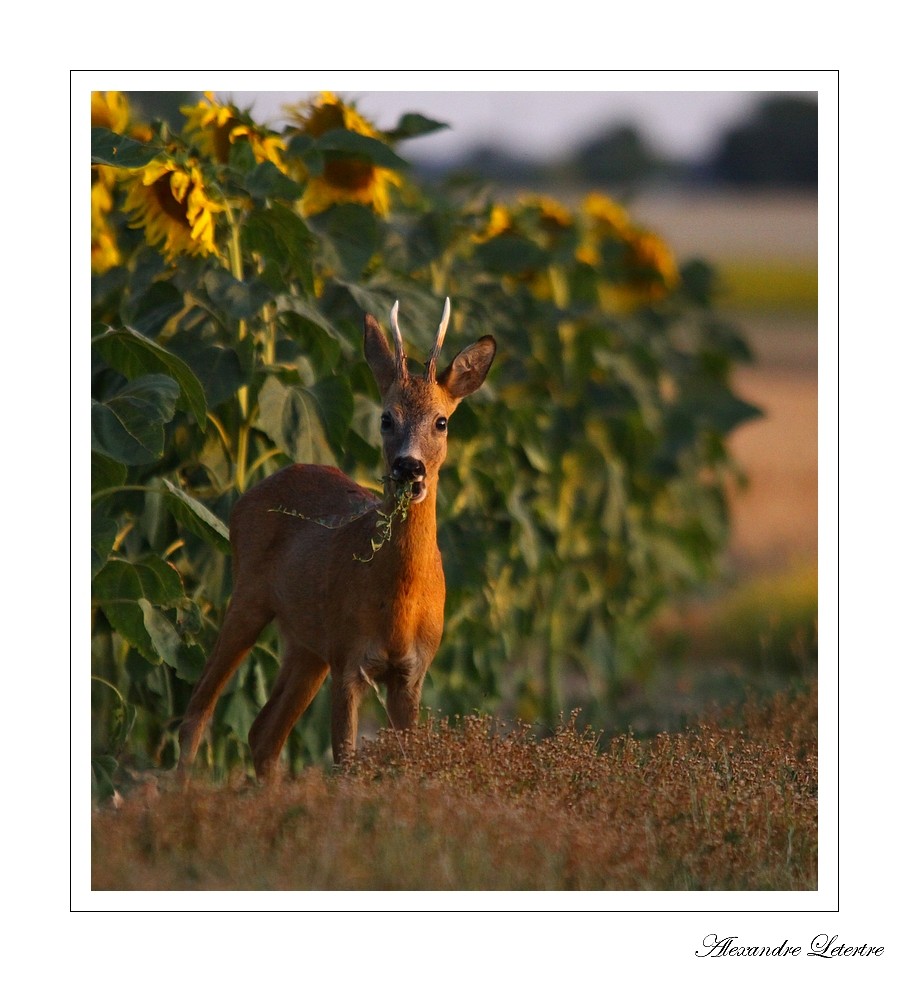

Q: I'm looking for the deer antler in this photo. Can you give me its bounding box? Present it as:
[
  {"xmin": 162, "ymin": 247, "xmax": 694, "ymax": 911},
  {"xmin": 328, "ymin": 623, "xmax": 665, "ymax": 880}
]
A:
[
  {"xmin": 425, "ymin": 296, "xmax": 451, "ymax": 383},
  {"xmin": 389, "ymin": 300, "xmax": 407, "ymax": 380}
]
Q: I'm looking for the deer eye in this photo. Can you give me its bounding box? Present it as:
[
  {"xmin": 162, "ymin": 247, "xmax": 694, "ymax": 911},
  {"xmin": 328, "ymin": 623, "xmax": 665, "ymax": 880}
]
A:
[
  {"xmin": 435, "ymin": 416, "xmax": 448, "ymax": 432},
  {"xmin": 380, "ymin": 412, "xmax": 394, "ymax": 432}
]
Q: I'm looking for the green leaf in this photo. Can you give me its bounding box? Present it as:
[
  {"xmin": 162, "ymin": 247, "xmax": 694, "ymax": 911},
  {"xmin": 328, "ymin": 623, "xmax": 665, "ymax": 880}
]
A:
[
  {"xmin": 384, "ymin": 113, "xmax": 450, "ymax": 142},
  {"xmin": 313, "ymin": 129, "xmax": 408, "ymax": 171},
  {"xmin": 474, "ymin": 235, "xmax": 547, "ymax": 275},
  {"xmin": 92, "ymin": 326, "xmax": 207, "ymax": 427},
  {"xmin": 222, "ymin": 690, "xmax": 257, "ymax": 741},
  {"xmin": 139, "ymin": 598, "xmax": 181, "ymax": 669},
  {"xmin": 91, "ymin": 374, "xmax": 180, "ymax": 465},
  {"xmin": 242, "ymin": 203, "xmax": 315, "ymax": 286},
  {"xmin": 243, "ymin": 161, "xmax": 303, "ymax": 201},
  {"xmin": 201, "ymin": 268, "xmax": 272, "ymax": 322},
  {"xmin": 91, "ymin": 755, "xmax": 119, "ymax": 800},
  {"xmin": 227, "ymin": 138, "xmax": 258, "ymax": 174},
  {"xmin": 307, "ymin": 204, "xmax": 379, "ymax": 280},
  {"xmin": 680, "ymin": 259, "xmax": 717, "ymax": 306},
  {"xmin": 91, "ymin": 516, "xmax": 118, "ymax": 578},
  {"xmin": 283, "ymin": 133, "xmax": 318, "ymax": 170},
  {"xmin": 91, "ymin": 451, "xmax": 127, "ymax": 496},
  {"xmin": 676, "ymin": 381, "xmax": 763, "ymax": 435},
  {"xmin": 176, "ymin": 642, "xmax": 206, "ymax": 683},
  {"xmin": 166, "ymin": 336, "xmax": 247, "ymax": 408},
  {"xmin": 91, "ymin": 127, "xmax": 163, "ymax": 168},
  {"xmin": 93, "ymin": 555, "xmax": 185, "ymax": 607},
  {"xmin": 93, "ymin": 556, "xmax": 185, "ymax": 661},
  {"xmin": 256, "ymin": 376, "xmax": 336, "ymax": 466},
  {"xmin": 162, "ymin": 479, "xmax": 231, "ymax": 553},
  {"xmin": 125, "ymin": 281, "xmax": 185, "ymax": 336},
  {"xmin": 280, "ymin": 313, "xmax": 342, "ymax": 375},
  {"xmin": 308, "ymin": 375, "xmax": 354, "ymax": 453},
  {"xmin": 275, "ymin": 295, "xmax": 348, "ymax": 344}
]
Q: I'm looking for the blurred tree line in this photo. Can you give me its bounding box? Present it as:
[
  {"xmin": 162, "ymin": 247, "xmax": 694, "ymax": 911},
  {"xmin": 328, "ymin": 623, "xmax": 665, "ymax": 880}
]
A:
[{"xmin": 427, "ymin": 94, "xmax": 818, "ymax": 191}]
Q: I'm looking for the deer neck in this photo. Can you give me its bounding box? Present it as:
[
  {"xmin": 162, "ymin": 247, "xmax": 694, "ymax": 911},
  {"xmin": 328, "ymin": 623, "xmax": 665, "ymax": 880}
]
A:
[{"xmin": 379, "ymin": 479, "xmax": 439, "ymax": 577}]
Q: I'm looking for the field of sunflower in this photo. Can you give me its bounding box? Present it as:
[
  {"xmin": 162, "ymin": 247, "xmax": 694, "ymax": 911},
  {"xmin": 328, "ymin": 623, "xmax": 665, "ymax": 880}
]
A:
[{"xmin": 91, "ymin": 90, "xmax": 766, "ymax": 789}]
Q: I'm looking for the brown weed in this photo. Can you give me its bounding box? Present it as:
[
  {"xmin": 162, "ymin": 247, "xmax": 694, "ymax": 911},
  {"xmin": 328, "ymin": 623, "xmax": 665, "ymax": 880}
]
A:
[{"xmin": 91, "ymin": 685, "xmax": 817, "ymax": 891}]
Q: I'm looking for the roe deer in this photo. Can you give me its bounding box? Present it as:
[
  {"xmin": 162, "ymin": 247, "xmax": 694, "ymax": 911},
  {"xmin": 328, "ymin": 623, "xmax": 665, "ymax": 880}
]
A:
[{"xmin": 178, "ymin": 299, "xmax": 496, "ymax": 779}]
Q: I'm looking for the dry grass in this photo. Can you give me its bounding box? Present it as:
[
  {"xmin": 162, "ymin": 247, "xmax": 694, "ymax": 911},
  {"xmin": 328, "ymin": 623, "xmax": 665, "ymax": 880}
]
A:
[{"xmin": 92, "ymin": 684, "xmax": 816, "ymax": 892}]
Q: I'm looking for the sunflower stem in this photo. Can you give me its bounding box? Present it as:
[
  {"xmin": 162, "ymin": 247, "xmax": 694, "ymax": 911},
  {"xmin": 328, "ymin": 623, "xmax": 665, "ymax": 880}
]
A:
[
  {"xmin": 236, "ymin": 421, "xmax": 250, "ymax": 493},
  {"xmin": 224, "ymin": 202, "xmax": 253, "ymax": 493},
  {"xmin": 225, "ymin": 203, "xmax": 250, "ymax": 419}
]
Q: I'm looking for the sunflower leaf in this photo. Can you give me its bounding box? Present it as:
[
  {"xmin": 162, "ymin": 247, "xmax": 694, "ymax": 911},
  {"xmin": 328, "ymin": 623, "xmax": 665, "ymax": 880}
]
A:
[
  {"xmin": 384, "ymin": 113, "xmax": 450, "ymax": 142},
  {"xmin": 92, "ymin": 326, "xmax": 208, "ymax": 427},
  {"xmin": 91, "ymin": 127, "xmax": 163, "ymax": 169},
  {"xmin": 161, "ymin": 480, "xmax": 231, "ymax": 553},
  {"xmin": 91, "ymin": 375, "xmax": 180, "ymax": 465},
  {"xmin": 313, "ymin": 130, "xmax": 408, "ymax": 171},
  {"xmin": 242, "ymin": 161, "xmax": 303, "ymax": 202},
  {"xmin": 306, "ymin": 205, "xmax": 379, "ymax": 280},
  {"xmin": 201, "ymin": 268, "xmax": 273, "ymax": 322}
]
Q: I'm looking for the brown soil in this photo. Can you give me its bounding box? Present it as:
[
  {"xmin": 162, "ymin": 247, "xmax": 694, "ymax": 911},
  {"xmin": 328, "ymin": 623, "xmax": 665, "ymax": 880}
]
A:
[{"xmin": 726, "ymin": 317, "xmax": 818, "ymax": 575}]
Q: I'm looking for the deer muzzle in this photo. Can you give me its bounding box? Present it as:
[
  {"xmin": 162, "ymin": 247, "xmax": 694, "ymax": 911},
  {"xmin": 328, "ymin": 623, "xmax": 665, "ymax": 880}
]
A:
[{"xmin": 391, "ymin": 456, "xmax": 428, "ymax": 503}]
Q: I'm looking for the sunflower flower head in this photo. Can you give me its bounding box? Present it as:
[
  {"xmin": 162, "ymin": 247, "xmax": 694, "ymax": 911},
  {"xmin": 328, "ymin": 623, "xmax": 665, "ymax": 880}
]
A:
[
  {"xmin": 91, "ymin": 166, "xmax": 122, "ymax": 273},
  {"xmin": 182, "ymin": 92, "xmax": 287, "ymax": 169},
  {"xmin": 523, "ymin": 194, "xmax": 573, "ymax": 230},
  {"xmin": 91, "ymin": 93, "xmax": 136, "ymax": 273},
  {"xmin": 583, "ymin": 192, "xmax": 633, "ymax": 235},
  {"xmin": 578, "ymin": 192, "xmax": 678, "ymax": 311},
  {"xmin": 121, "ymin": 158, "xmax": 223, "ymax": 263},
  {"xmin": 92, "ymin": 91, "xmax": 131, "ymax": 133},
  {"xmin": 91, "ymin": 91, "xmax": 153, "ymax": 142},
  {"xmin": 285, "ymin": 92, "xmax": 402, "ymax": 216}
]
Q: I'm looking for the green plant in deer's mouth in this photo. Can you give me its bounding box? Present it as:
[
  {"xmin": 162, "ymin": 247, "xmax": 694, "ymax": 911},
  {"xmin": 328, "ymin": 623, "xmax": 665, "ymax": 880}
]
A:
[{"xmin": 265, "ymin": 480, "xmax": 412, "ymax": 563}]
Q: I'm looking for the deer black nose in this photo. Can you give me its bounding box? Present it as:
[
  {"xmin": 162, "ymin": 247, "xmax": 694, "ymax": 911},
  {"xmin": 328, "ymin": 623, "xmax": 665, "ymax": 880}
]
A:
[{"xmin": 392, "ymin": 456, "xmax": 426, "ymax": 481}]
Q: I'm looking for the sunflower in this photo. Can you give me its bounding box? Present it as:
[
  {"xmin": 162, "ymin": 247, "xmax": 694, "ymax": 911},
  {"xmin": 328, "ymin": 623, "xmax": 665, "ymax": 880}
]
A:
[
  {"xmin": 596, "ymin": 228, "xmax": 680, "ymax": 312},
  {"xmin": 91, "ymin": 91, "xmax": 149, "ymax": 271},
  {"xmin": 582, "ymin": 192, "xmax": 633, "ymax": 235},
  {"xmin": 91, "ymin": 90, "xmax": 153, "ymax": 141},
  {"xmin": 121, "ymin": 159, "xmax": 223, "ymax": 262},
  {"xmin": 92, "ymin": 91, "xmax": 130, "ymax": 133},
  {"xmin": 182, "ymin": 92, "xmax": 287, "ymax": 168},
  {"xmin": 524, "ymin": 195, "xmax": 574, "ymax": 232},
  {"xmin": 474, "ymin": 203, "xmax": 514, "ymax": 243},
  {"xmin": 472, "ymin": 197, "xmax": 578, "ymax": 303},
  {"xmin": 579, "ymin": 192, "xmax": 679, "ymax": 311},
  {"xmin": 284, "ymin": 92, "xmax": 401, "ymax": 216},
  {"xmin": 91, "ymin": 167, "xmax": 122, "ymax": 273}
]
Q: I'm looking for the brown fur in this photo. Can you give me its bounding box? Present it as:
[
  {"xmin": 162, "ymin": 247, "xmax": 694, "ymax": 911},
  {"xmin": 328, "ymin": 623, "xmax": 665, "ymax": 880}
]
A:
[{"xmin": 178, "ymin": 305, "xmax": 495, "ymax": 779}]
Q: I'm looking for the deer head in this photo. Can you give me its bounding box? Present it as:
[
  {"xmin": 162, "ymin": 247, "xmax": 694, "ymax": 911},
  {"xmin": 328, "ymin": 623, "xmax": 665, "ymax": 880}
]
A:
[{"xmin": 364, "ymin": 298, "xmax": 496, "ymax": 504}]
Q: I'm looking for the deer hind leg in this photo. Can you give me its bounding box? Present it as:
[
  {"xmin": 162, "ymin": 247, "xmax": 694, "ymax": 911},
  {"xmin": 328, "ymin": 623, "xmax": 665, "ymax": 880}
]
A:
[
  {"xmin": 178, "ymin": 598, "xmax": 272, "ymax": 775},
  {"xmin": 248, "ymin": 644, "xmax": 329, "ymax": 781}
]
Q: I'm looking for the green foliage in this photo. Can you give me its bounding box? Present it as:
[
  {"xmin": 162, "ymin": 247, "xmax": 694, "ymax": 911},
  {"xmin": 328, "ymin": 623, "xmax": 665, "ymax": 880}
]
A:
[{"xmin": 90, "ymin": 92, "xmax": 759, "ymax": 786}]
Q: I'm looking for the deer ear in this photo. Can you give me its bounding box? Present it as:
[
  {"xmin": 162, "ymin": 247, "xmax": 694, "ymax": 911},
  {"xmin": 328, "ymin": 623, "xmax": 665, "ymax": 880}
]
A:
[
  {"xmin": 437, "ymin": 336, "xmax": 496, "ymax": 400},
  {"xmin": 364, "ymin": 314, "xmax": 397, "ymax": 395}
]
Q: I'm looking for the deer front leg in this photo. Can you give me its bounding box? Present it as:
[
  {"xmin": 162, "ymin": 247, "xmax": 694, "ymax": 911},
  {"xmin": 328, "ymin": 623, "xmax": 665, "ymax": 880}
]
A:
[
  {"xmin": 386, "ymin": 667, "xmax": 425, "ymax": 732},
  {"xmin": 330, "ymin": 667, "xmax": 369, "ymax": 765}
]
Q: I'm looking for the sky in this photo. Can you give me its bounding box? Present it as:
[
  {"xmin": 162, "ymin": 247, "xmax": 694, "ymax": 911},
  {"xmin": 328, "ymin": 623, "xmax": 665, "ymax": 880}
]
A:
[{"xmin": 215, "ymin": 89, "xmax": 804, "ymax": 164}]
